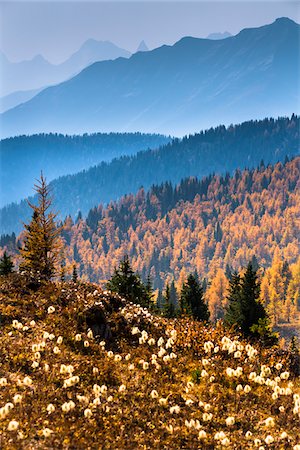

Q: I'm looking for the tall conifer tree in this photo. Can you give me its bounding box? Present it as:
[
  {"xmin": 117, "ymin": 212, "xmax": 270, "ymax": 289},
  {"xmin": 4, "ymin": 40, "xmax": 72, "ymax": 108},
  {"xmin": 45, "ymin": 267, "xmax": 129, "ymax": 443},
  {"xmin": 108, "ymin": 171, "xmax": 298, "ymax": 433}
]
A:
[
  {"xmin": 180, "ymin": 274, "xmax": 210, "ymax": 321},
  {"xmin": 224, "ymin": 262, "xmax": 268, "ymax": 336},
  {"xmin": 224, "ymin": 272, "xmax": 242, "ymax": 328},
  {"xmin": 0, "ymin": 252, "xmax": 14, "ymax": 276},
  {"xmin": 107, "ymin": 255, "xmax": 149, "ymax": 307},
  {"xmin": 240, "ymin": 262, "xmax": 266, "ymax": 335},
  {"xmin": 163, "ymin": 283, "xmax": 176, "ymax": 318},
  {"xmin": 20, "ymin": 174, "xmax": 60, "ymax": 281}
]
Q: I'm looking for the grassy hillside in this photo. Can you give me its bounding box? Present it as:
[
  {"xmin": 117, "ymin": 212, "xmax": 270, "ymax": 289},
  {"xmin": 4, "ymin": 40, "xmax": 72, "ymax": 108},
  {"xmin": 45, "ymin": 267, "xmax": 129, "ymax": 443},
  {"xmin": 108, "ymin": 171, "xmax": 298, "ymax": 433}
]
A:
[{"xmin": 0, "ymin": 275, "xmax": 299, "ymax": 449}]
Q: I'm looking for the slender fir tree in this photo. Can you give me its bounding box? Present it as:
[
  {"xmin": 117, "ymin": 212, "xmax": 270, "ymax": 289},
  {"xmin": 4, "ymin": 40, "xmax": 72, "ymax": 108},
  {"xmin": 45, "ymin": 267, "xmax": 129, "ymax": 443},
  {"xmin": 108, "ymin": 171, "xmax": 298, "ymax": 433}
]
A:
[
  {"xmin": 20, "ymin": 173, "xmax": 60, "ymax": 281},
  {"xmin": 163, "ymin": 283, "xmax": 176, "ymax": 318},
  {"xmin": 170, "ymin": 280, "xmax": 179, "ymax": 313},
  {"xmin": 72, "ymin": 264, "xmax": 78, "ymax": 283},
  {"xmin": 0, "ymin": 252, "xmax": 14, "ymax": 276},
  {"xmin": 239, "ymin": 262, "xmax": 266, "ymax": 335},
  {"xmin": 145, "ymin": 274, "xmax": 154, "ymax": 309},
  {"xmin": 106, "ymin": 255, "xmax": 149, "ymax": 306},
  {"xmin": 224, "ymin": 262, "xmax": 268, "ymax": 336},
  {"xmin": 180, "ymin": 274, "xmax": 210, "ymax": 321},
  {"xmin": 224, "ymin": 272, "xmax": 243, "ymax": 329},
  {"xmin": 156, "ymin": 289, "xmax": 164, "ymax": 311}
]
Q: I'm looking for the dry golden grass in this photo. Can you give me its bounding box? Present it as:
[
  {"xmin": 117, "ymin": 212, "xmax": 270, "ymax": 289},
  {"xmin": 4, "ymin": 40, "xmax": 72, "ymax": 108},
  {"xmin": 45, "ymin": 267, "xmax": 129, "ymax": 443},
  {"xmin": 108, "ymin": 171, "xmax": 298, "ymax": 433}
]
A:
[{"xmin": 0, "ymin": 274, "xmax": 299, "ymax": 449}]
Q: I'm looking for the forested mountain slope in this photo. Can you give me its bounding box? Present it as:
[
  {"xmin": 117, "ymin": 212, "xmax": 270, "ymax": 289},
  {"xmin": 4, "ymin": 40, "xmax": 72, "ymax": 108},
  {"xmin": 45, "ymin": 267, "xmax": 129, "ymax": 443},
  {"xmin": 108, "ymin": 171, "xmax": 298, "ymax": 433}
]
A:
[
  {"xmin": 0, "ymin": 132, "xmax": 170, "ymax": 207},
  {"xmin": 57, "ymin": 157, "xmax": 299, "ymax": 288},
  {"xmin": 0, "ymin": 116, "xmax": 298, "ymax": 235}
]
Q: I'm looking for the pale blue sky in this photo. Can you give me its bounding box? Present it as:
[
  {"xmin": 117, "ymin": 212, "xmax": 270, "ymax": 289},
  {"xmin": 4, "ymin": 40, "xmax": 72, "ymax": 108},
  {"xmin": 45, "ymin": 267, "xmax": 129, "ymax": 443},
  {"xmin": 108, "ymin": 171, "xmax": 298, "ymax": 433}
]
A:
[{"xmin": 0, "ymin": 1, "xmax": 299, "ymax": 63}]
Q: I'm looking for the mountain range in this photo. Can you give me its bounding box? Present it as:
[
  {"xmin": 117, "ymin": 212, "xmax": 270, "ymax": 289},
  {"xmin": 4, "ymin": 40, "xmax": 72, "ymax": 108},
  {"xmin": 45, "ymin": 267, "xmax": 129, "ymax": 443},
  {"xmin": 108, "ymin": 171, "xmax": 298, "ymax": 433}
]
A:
[
  {"xmin": 206, "ymin": 31, "xmax": 232, "ymax": 39},
  {"xmin": 1, "ymin": 17, "xmax": 299, "ymax": 138},
  {"xmin": 0, "ymin": 39, "xmax": 131, "ymax": 98},
  {"xmin": 0, "ymin": 132, "xmax": 169, "ymax": 207},
  {"xmin": 1, "ymin": 115, "xmax": 298, "ymax": 235}
]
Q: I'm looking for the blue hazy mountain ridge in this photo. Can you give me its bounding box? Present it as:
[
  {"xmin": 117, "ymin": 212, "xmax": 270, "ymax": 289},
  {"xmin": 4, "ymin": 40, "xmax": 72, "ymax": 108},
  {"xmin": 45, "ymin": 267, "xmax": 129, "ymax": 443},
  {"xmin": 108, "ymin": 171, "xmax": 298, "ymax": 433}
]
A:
[
  {"xmin": 0, "ymin": 133, "xmax": 170, "ymax": 207},
  {"xmin": 1, "ymin": 18, "xmax": 299, "ymax": 138},
  {"xmin": 0, "ymin": 88, "xmax": 44, "ymax": 114},
  {"xmin": 0, "ymin": 40, "xmax": 131, "ymax": 97},
  {"xmin": 206, "ymin": 32, "xmax": 232, "ymax": 39},
  {"xmin": 0, "ymin": 115, "xmax": 298, "ymax": 235},
  {"xmin": 136, "ymin": 41, "xmax": 149, "ymax": 52}
]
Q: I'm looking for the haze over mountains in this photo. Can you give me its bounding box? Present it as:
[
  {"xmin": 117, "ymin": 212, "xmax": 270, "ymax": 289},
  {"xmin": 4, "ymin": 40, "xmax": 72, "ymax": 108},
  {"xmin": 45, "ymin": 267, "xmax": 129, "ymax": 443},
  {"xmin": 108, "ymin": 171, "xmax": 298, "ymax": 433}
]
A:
[
  {"xmin": 0, "ymin": 133, "xmax": 169, "ymax": 207},
  {"xmin": 1, "ymin": 18, "xmax": 299, "ymax": 138},
  {"xmin": 1, "ymin": 116, "xmax": 298, "ymax": 235},
  {"xmin": 0, "ymin": 39, "xmax": 131, "ymax": 98},
  {"xmin": 206, "ymin": 31, "xmax": 232, "ymax": 39}
]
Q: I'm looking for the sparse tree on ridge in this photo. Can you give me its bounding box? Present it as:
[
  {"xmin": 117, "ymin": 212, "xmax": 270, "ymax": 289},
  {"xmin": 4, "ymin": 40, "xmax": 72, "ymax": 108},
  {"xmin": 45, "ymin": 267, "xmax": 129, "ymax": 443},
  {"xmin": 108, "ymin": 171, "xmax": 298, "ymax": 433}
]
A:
[
  {"xmin": 180, "ymin": 274, "xmax": 210, "ymax": 321},
  {"xmin": 72, "ymin": 264, "xmax": 78, "ymax": 283},
  {"xmin": 20, "ymin": 173, "xmax": 61, "ymax": 281},
  {"xmin": 224, "ymin": 272, "xmax": 243, "ymax": 329},
  {"xmin": 163, "ymin": 283, "xmax": 176, "ymax": 318},
  {"xmin": 0, "ymin": 252, "xmax": 14, "ymax": 276},
  {"xmin": 240, "ymin": 262, "xmax": 267, "ymax": 335},
  {"xmin": 224, "ymin": 262, "xmax": 270, "ymax": 338},
  {"xmin": 106, "ymin": 255, "xmax": 149, "ymax": 307}
]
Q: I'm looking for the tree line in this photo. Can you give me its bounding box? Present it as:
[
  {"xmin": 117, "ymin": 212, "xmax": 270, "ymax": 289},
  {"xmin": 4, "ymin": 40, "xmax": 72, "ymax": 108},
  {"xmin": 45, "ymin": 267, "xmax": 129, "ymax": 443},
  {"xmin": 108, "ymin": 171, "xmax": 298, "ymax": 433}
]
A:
[
  {"xmin": 0, "ymin": 173, "xmax": 274, "ymax": 344},
  {"xmin": 1, "ymin": 115, "xmax": 298, "ymax": 235}
]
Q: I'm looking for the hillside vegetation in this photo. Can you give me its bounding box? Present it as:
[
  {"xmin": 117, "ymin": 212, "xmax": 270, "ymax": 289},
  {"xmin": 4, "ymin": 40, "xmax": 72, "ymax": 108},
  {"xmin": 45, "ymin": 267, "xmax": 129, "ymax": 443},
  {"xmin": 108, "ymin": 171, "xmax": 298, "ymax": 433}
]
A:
[
  {"xmin": 0, "ymin": 132, "xmax": 169, "ymax": 207},
  {"xmin": 51, "ymin": 157, "xmax": 299, "ymax": 287},
  {"xmin": 1, "ymin": 115, "xmax": 299, "ymax": 235},
  {"xmin": 0, "ymin": 276, "xmax": 299, "ymax": 449}
]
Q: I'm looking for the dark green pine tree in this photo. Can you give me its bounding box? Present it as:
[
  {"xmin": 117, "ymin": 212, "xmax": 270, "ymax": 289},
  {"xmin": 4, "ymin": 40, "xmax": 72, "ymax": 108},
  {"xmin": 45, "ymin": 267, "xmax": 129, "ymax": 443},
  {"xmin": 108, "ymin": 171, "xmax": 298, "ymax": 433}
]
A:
[
  {"xmin": 106, "ymin": 255, "xmax": 148, "ymax": 306},
  {"xmin": 72, "ymin": 264, "xmax": 78, "ymax": 283},
  {"xmin": 19, "ymin": 174, "xmax": 61, "ymax": 281},
  {"xmin": 224, "ymin": 272, "xmax": 243, "ymax": 329},
  {"xmin": 145, "ymin": 274, "xmax": 154, "ymax": 309},
  {"xmin": 180, "ymin": 274, "xmax": 210, "ymax": 321},
  {"xmin": 0, "ymin": 252, "xmax": 14, "ymax": 276},
  {"xmin": 163, "ymin": 283, "xmax": 176, "ymax": 318},
  {"xmin": 170, "ymin": 280, "xmax": 179, "ymax": 313},
  {"xmin": 156, "ymin": 289, "xmax": 164, "ymax": 311},
  {"xmin": 239, "ymin": 262, "xmax": 267, "ymax": 335}
]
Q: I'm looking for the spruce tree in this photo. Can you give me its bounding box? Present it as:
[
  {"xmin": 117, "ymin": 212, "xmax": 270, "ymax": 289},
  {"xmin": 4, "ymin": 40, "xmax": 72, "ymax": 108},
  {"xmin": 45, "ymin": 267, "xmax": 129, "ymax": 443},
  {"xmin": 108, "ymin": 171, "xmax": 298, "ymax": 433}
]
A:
[
  {"xmin": 180, "ymin": 274, "xmax": 210, "ymax": 321},
  {"xmin": 145, "ymin": 274, "xmax": 154, "ymax": 309},
  {"xmin": 224, "ymin": 272, "xmax": 243, "ymax": 328},
  {"xmin": 170, "ymin": 280, "xmax": 179, "ymax": 313},
  {"xmin": 106, "ymin": 255, "xmax": 148, "ymax": 306},
  {"xmin": 240, "ymin": 262, "xmax": 266, "ymax": 335},
  {"xmin": 0, "ymin": 252, "xmax": 14, "ymax": 276},
  {"xmin": 72, "ymin": 265, "xmax": 78, "ymax": 283},
  {"xmin": 224, "ymin": 263, "xmax": 274, "ymax": 341},
  {"xmin": 156, "ymin": 289, "xmax": 164, "ymax": 311},
  {"xmin": 163, "ymin": 283, "xmax": 176, "ymax": 318},
  {"xmin": 20, "ymin": 174, "xmax": 60, "ymax": 281}
]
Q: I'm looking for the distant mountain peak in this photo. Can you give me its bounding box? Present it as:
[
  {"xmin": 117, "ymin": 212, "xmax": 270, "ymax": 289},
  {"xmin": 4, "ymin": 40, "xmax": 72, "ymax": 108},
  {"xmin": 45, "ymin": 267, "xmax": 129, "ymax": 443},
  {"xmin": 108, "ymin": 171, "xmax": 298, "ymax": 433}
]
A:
[
  {"xmin": 206, "ymin": 31, "xmax": 232, "ymax": 40},
  {"xmin": 136, "ymin": 40, "xmax": 149, "ymax": 52},
  {"xmin": 2, "ymin": 19, "xmax": 299, "ymax": 137},
  {"xmin": 274, "ymin": 16, "xmax": 297, "ymax": 25}
]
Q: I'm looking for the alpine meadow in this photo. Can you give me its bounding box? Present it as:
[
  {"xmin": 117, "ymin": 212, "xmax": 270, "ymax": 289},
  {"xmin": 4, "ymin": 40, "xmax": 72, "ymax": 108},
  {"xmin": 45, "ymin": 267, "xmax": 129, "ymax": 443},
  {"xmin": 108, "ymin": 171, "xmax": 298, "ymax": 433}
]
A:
[{"xmin": 0, "ymin": 4, "xmax": 299, "ymax": 450}]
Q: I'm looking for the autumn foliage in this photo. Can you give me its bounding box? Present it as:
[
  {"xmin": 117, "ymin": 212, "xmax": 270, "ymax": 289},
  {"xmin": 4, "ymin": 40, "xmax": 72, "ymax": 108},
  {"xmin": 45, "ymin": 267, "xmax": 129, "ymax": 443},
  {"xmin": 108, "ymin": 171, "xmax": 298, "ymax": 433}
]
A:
[{"xmin": 0, "ymin": 277, "xmax": 299, "ymax": 449}]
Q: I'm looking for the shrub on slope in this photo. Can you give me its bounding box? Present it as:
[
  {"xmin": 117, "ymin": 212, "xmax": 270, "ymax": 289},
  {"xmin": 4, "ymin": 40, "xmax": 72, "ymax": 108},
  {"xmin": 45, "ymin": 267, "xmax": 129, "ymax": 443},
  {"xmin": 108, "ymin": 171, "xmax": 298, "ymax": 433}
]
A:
[{"xmin": 0, "ymin": 276, "xmax": 299, "ymax": 449}]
